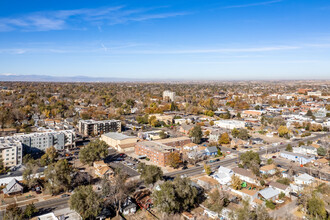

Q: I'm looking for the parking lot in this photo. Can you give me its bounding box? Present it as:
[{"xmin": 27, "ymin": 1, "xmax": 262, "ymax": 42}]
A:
[{"xmin": 104, "ymin": 149, "xmax": 140, "ymax": 177}]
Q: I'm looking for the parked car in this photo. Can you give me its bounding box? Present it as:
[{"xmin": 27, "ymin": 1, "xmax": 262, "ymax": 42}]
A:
[
  {"xmin": 61, "ymin": 194, "xmax": 70, "ymax": 198},
  {"xmin": 272, "ymin": 156, "xmax": 277, "ymax": 158},
  {"xmin": 289, "ymin": 192, "xmax": 299, "ymax": 197}
]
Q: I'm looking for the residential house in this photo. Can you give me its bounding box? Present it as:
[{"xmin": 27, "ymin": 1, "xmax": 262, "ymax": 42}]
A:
[
  {"xmin": 179, "ymin": 124, "xmax": 194, "ymax": 135},
  {"xmin": 269, "ymin": 181, "xmax": 291, "ymax": 196},
  {"xmin": 241, "ymin": 189, "xmax": 259, "ymax": 202},
  {"xmin": 187, "ymin": 150, "xmax": 204, "ymax": 160},
  {"xmin": 196, "ymin": 176, "xmax": 220, "ymax": 191},
  {"xmin": 121, "ymin": 197, "xmax": 137, "ymax": 215},
  {"xmin": 204, "ymin": 146, "xmax": 218, "ymax": 156},
  {"xmin": 294, "ymin": 173, "xmax": 314, "ymax": 185},
  {"xmin": 93, "ymin": 161, "xmax": 114, "ymax": 179},
  {"xmin": 258, "ymin": 187, "xmax": 280, "ymax": 201},
  {"xmin": 208, "ymin": 131, "xmax": 222, "ymax": 143},
  {"xmin": 2, "ymin": 178, "xmax": 23, "ymax": 195},
  {"xmin": 183, "ymin": 143, "xmax": 198, "ymax": 151},
  {"xmin": 232, "ymin": 167, "xmax": 258, "ymax": 185},
  {"xmin": 231, "ymin": 138, "xmax": 248, "ymax": 148},
  {"xmin": 260, "ymin": 164, "xmax": 276, "ymax": 175},
  {"xmin": 212, "ymin": 166, "xmax": 233, "ymax": 185},
  {"xmin": 293, "ymin": 145, "xmax": 318, "ymax": 155}
]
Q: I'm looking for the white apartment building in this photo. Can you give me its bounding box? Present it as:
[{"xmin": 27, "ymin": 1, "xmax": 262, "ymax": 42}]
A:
[
  {"xmin": 78, "ymin": 120, "xmax": 121, "ymax": 136},
  {"xmin": 214, "ymin": 120, "xmax": 246, "ymax": 130},
  {"xmin": 14, "ymin": 130, "xmax": 75, "ymax": 151},
  {"xmin": 163, "ymin": 90, "xmax": 176, "ymax": 102},
  {"xmin": 0, "ymin": 137, "xmax": 23, "ymax": 167}
]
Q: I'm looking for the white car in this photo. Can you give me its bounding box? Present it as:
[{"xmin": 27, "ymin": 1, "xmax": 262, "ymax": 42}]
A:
[{"xmin": 275, "ymin": 200, "xmax": 284, "ymax": 204}]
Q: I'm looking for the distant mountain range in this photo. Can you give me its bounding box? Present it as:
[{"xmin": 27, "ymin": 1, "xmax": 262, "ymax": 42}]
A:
[{"xmin": 0, "ymin": 74, "xmax": 143, "ymax": 82}]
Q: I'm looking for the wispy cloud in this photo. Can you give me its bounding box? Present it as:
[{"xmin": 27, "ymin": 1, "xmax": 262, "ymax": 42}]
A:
[
  {"xmin": 0, "ymin": 6, "xmax": 189, "ymax": 32},
  {"xmin": 223, "ymin": 0, "xmax": 283, "ymax": 9},
  {"xmin": 121, "ymin": 46, "xmax": 300, "ymax": 54},
  {"xmin": 6, "ymin": 43, "xmax": 330, "ymax": 56}
]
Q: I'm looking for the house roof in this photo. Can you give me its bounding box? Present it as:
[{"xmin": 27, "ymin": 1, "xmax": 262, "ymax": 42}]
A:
[
  {"xmin": 184, "ymin": 143, "xmax": 198, "ymax": 148},
  {"xmin": 180, "ymin": 124, "xmax": 194, "ymax": 131},
  {"xmin": 232, "ymin": 167, "xmax": 256, "ymax": 179},
  {"xmin": 217, "ymin": 166, "xmax": 233, "ymax": 175},
  {"xmin": 241, "ymin": 188, "xmax": 258, "ymax": 196},
  {"xmin": 259, "ymin": 187, "xmax": 280, "ymax": 200},
  {"xmin": 296, "ymin": 173, "xmax": 314, "ymax": 182},
  {"xmin": 269, "ymin": 181, "xmax": 289, "ymax": 191},
  {"xmin": 260, "ymin": 164, "xmax": 276, "ymax": 172},
  {"xmin": 205, "ymin": 146, "xmax": 218, "ymax": 153},
  {"xmin": 94, "ymin": 161, "xmax": 107, "ymax": 167},
  {"xmin": 97, "ymin": 166, "xmax": 113, "ymax": 176},
  {"xmin": 2, "ymin": 178, "xmax": 22, "ymax": 194},
  {"xmin": 197, "ymin": 176, "xmax": 220, "ymax": 186}
]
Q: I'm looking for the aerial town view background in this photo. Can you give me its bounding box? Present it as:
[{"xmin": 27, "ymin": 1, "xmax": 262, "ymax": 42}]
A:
[{"xmin": 0, "ymin": 0, "xmax": 330, "ymax": 220}]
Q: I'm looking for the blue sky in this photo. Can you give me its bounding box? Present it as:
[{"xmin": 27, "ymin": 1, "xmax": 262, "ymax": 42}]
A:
[{"xmin": 0, "ymin": 0, "xmax": 330, "ymax": 80}]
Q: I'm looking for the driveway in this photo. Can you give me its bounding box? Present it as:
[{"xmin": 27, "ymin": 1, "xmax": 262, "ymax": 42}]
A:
[{"xmin": 270, "ymin": 197, "xmax": 297, "ymax": 219}]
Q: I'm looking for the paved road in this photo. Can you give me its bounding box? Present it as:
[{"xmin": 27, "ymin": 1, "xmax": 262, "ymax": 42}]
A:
[
  {"xmin": 165, "ymin": 157, "xmax": 238, "ymax": 178},
  {"xmin": 0, "ymin": 197, "xmax": 69, "ymax": 219},
  {"xmin": 165, "ymin": 132, "xmax": 329, "ymax": 178}
]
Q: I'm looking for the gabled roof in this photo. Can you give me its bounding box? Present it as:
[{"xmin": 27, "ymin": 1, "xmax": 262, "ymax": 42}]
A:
[
  {"xmin": 259, "ymin": 187, "xmax": 280, "ymax": 200},
  {"xmin": 260, "ymin": 164, "xmax": 276, "ymax": 172},
  {"xmin": 217, "ymin": 166, "xmax": 233, "ymax": 175},
  {"xmin": 232, "ymin": 167, "xmax": 256, "ymax": 179},
  {"xmin": 296, "ymin": 173, "xmax": 314, "ymax": 182},
  {"xmin": 269, "ymin": 181, "xmax": 289, "ymax": 191},
  {"xmin": 205, "ymin": 146, "xmax": 218, "ymax": 153},
  {"xmin": 2, "ymin": 178, "xmax": 23, "ymax": 194}
]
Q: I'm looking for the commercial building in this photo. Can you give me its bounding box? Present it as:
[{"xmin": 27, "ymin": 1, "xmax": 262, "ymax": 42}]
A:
[
  {"xmin": 135, "ymin": 141, "xmax": 178, "ymax": 166},
  {"xmin": 78, "ymin": 119, "xmax": 121, "ymax": 136},
  {"xmin": 101, "ymin": 132, "xmax": 138, "ymax": 152},
  {"xmin": 214, "ymin": 120, "xmax": 246, "ymax": 130},
  {"xmin": 163, "ymin": 90, "xmax": 176, "ymax": 102},
  {"xmin": 280, "ymin": 151, "xmax": 315, "ymax": 165},
  {"xmin": 0, "ymin": 137, "xmax": 23, "ymax": 167}
]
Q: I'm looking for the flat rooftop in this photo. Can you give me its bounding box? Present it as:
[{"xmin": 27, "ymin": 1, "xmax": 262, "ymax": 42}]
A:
[
  {"xmin": 137, "ymin": 141, "xmax": 176, "ymax": 153},
  {"xmin": 102, "ymin": 132, "xmax": 136, "ymax": 140},
  {"xmin": 156, "ymin": 136, "xmax": 191, "ymax": 143}
]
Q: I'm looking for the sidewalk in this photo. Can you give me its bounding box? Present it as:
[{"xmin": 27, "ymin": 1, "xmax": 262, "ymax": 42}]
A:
[{"xmin": 0, "ymin": 193, "xmax": 60, "ymax": 210}]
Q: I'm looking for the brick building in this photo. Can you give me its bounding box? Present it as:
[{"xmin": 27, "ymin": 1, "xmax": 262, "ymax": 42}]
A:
[
  {"xmin": 156, "ymin": 136, "xmax": 191, "ymax": 148},
  {"xmin": 135, "ymin": 141, "xmax": 177, "ymax": 166}
]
